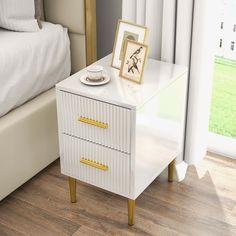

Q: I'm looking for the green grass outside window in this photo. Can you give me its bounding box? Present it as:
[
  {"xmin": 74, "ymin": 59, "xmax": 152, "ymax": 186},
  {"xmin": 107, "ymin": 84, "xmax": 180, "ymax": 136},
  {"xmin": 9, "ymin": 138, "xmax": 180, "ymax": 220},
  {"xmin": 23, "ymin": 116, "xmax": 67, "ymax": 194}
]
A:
[{"xmin": 209, "ymin": 57, "xmax": 236, "ymax": 138}]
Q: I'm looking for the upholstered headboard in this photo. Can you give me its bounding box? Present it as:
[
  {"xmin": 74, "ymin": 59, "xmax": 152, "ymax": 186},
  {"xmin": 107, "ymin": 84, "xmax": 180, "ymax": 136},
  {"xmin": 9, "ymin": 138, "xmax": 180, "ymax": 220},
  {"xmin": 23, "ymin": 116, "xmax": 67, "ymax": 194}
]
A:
[{"xmin": 40, "ymin": 0, "xmax": 96, "ymax": 74}]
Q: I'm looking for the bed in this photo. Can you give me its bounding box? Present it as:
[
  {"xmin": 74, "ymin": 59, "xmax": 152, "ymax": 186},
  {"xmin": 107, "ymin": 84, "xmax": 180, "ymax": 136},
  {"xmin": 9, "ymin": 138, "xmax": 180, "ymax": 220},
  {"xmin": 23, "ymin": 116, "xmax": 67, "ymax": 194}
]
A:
[
  {"xmin": 0, "ymin": 0, "xmax": 96, "ymax": 200},
  {"xmin": 0, "ymin": 22, "xmax": 71, "ymax": 117}
]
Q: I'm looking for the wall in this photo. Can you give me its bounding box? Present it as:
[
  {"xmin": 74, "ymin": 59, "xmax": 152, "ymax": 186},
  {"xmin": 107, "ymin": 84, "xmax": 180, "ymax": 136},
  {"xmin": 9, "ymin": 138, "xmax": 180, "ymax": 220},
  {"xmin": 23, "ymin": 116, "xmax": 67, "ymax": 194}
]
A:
[{"xmin": 96, "ymin": 0, "xmax": 122, "ymax": 59}]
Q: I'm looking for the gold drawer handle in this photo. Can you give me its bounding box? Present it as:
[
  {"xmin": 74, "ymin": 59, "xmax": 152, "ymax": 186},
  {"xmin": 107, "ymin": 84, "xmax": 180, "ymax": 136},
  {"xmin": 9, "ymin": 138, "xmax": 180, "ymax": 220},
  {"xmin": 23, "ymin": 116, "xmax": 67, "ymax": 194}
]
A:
[
  {"xmin": 78, "ymin": 116, "xmax": 108, "ymax": 129},
  {"xmin": 80, "ymin": 158, "xmax": 108, "ymax": 171}
]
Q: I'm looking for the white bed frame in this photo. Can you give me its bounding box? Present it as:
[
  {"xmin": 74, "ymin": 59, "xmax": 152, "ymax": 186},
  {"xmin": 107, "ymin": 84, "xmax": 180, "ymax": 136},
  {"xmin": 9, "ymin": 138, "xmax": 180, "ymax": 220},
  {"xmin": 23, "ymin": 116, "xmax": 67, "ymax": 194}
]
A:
[{"xmin": 0, "ymin": 0, "xmax": 96, "ymax": 200}]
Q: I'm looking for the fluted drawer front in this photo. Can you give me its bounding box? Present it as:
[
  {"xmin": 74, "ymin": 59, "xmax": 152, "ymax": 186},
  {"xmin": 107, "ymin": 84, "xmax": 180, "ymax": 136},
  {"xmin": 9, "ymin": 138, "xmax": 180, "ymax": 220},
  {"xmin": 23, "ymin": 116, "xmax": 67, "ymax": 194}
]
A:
[
  {"xmin": 57, "ymin": 91, "xmax": 131, "ymax": 153},
  {"xmin": 61, "ymin": 135, "xmax": 130, "ymax": 196}
]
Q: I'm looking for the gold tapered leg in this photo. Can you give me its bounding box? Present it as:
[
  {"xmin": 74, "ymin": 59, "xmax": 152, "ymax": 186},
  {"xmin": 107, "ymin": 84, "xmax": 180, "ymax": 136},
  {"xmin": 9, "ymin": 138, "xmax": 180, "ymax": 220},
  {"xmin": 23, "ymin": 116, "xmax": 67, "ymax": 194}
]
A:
[
  {"xmin": 68, "ymin": 177, "xmax": 77, "ymax": 203},
  {"xmin": 128, "ymin": 199, "xmax": 135, "ymax": 226},
  {"xmin": 168, "ymin": 159, "xmax": 175, "ymax": 182}
]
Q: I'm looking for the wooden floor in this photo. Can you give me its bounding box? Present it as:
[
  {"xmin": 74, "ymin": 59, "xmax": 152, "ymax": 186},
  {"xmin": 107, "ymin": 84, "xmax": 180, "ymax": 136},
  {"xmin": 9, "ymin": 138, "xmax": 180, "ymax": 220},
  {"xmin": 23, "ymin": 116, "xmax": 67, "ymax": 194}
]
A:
[{"xmin": 0, "ymin": 153, "xmax": 235, "ymax": 236}]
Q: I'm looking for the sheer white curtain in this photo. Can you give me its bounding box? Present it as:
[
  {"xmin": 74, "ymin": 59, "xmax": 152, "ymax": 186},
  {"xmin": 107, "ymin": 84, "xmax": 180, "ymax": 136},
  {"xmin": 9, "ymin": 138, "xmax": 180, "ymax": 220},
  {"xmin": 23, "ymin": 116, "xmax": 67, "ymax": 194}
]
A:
[
  {"xmin": 122, "ymin": 0, "xmax": 163, "ymax": 59},
  {"xmin": 122, "ymin": 0, "xmax": 217, "ymax": 173}
]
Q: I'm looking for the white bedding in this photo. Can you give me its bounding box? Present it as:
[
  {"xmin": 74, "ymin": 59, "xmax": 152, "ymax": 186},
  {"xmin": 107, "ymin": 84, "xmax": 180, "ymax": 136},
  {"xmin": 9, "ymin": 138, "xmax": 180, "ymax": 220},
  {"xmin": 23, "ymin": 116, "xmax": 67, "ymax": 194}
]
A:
[{"xmin": 0, "ymin": 21, "xmax": 71, "ymax": 117}]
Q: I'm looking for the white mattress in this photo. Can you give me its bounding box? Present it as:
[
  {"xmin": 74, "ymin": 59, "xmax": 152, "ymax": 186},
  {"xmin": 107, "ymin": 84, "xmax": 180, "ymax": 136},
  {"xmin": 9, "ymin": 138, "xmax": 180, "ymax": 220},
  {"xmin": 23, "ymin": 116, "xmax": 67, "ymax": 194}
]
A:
[{"xmin": 0, "ymin": 21, "xmax": 71, "ymax": 117}]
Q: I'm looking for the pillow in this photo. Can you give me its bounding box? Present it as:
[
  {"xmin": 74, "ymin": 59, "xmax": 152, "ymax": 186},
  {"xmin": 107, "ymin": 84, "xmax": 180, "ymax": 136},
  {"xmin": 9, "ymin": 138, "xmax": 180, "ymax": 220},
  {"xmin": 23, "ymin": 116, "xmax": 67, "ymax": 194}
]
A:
[{"xmin": 0, "ymin": 0, "xmax": 40, "ymax": 32}]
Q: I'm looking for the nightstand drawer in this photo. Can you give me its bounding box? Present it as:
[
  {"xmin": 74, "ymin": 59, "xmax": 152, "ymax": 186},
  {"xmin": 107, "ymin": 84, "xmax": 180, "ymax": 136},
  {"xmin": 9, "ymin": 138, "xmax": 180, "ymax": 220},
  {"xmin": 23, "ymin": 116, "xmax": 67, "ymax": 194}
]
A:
[
  {"xmin": 61, "ymin": 135, "xmax": 131, "ymax": 196},
  {"xmin": 57, "ymin": 91, "xmax": 131, "ymax": 153}
]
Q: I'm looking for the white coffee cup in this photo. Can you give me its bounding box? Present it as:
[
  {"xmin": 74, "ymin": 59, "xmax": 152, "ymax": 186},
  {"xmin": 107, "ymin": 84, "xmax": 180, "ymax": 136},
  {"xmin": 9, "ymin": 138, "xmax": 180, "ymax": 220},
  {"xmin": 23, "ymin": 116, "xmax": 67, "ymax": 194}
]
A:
[{"xmin": 86, "ymin": 65, "xmax": 105, "ymax": 81}]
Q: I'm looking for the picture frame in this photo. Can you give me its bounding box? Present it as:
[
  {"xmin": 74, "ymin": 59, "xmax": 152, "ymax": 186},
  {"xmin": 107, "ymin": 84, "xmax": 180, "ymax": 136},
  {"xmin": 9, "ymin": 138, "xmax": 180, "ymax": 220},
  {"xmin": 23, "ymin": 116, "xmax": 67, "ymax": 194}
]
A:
[
  {"xmin": 119, "ymin": 39, "xmax": 148, "ymax": 84},
  {"xmin": 111, "ymin": 19, "xmax": 148, "ymax": 69}
]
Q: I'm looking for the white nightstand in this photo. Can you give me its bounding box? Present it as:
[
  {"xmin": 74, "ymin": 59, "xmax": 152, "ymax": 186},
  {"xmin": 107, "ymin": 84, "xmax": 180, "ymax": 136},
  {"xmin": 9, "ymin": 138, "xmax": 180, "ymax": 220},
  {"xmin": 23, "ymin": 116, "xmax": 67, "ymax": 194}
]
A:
[{"xmin": 56, "ymin": 54, "xmax": 188, "ymax": 226}]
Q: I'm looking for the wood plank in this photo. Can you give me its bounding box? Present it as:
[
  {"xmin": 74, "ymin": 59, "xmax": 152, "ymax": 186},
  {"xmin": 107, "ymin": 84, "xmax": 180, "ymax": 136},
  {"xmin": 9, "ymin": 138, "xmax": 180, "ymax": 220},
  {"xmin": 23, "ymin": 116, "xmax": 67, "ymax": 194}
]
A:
[
  {"xmin": 0, "ymin": 154, "xmax": 235, "ymax": 236},
  {"xmin": 0, "ymin": 196, "xmax": 80, "ymax": 235},
  {"xmin": 0, "ymin": 222, "xmax": 26, "ymax": 236},
  {"xmin": 72, "ymin": 226, "xmax": 106, "ymax": 236}
]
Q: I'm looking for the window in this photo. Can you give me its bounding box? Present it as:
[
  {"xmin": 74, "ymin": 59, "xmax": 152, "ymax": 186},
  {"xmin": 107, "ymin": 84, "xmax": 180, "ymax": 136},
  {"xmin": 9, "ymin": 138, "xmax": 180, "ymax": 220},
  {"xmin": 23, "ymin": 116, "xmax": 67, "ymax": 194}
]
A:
[
  {"xmin": 219, "ymin": 39, "xmax": 223, "ymax": 48},
  {"xmin": 220, "ymin": 21, "xmax": 224, "ymax": 29},
  {"xmin": 230, "ymin": 41, "xmax": 235, "ymax": 50}
]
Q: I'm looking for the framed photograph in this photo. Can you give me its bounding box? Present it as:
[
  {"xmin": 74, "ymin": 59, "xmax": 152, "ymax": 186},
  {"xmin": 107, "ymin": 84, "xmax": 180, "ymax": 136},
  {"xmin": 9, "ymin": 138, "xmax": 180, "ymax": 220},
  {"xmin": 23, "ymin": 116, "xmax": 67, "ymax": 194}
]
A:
[
  {"xmin": 120, "ymin": 39, "xmax": 148, "ymax": 84},
  {"xmin": 111, "ymin": 20, "xmax": 148, "ymax": 69}
]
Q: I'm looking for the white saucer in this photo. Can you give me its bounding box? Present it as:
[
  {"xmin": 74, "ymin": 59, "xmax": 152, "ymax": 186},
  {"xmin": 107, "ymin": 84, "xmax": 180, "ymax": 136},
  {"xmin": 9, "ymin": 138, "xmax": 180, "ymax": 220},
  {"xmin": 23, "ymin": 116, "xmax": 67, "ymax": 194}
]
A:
[{"xmin": 79, "ymin": 73, "xmax": 110, "ymax": 86}]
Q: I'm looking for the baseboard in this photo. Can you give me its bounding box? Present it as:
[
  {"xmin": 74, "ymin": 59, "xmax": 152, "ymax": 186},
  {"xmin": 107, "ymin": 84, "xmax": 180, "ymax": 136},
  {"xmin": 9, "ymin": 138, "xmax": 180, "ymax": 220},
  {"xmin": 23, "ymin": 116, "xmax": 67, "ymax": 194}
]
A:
[{"xmin": 208, "ymin": 132, "xmax": 236, "ymax": 159}]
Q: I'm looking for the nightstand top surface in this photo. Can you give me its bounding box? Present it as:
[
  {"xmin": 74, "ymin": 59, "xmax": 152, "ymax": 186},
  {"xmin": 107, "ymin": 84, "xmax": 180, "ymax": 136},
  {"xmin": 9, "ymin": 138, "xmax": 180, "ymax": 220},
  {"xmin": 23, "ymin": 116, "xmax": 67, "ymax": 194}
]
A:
[{"xmin": 57, "ymin": 54, "xmax": 187, "ymax": 109}]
